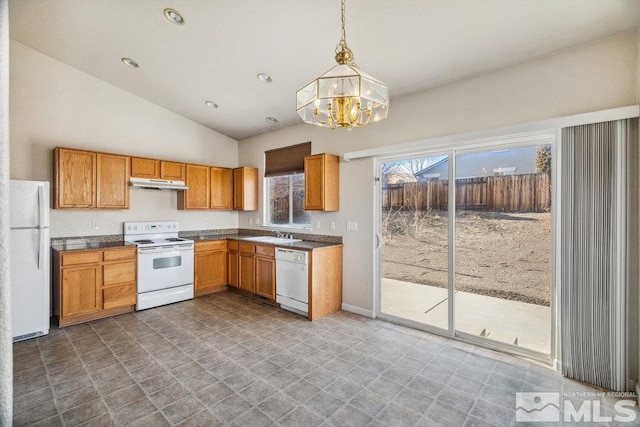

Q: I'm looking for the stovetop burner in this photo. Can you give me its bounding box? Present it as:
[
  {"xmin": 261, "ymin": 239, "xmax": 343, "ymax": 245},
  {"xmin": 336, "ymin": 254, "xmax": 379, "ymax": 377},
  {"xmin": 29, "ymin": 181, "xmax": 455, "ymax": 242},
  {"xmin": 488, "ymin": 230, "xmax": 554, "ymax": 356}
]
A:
[
  {"xmin": 134, "ymin": 239, "xmax": 154, "ymax": 244},
  {"xmin": 165, "ymin": 238, "xmax": 185, "ymax": 242}
]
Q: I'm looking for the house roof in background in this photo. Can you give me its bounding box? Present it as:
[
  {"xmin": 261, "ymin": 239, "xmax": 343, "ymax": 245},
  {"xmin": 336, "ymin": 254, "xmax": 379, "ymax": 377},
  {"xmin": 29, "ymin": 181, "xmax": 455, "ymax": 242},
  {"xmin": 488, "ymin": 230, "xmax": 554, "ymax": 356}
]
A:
[{"xmin": 8, "ymin": 0, "xmax": 640, "ymax": 140}]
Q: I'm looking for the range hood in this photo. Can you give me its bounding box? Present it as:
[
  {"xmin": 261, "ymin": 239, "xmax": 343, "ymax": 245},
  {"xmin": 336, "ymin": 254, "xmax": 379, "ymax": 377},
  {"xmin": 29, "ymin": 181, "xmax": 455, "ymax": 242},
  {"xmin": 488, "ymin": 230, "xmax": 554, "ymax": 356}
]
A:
[{"xmin": 129, "ymin": 177, "xmax": 188, "ymax": 190}]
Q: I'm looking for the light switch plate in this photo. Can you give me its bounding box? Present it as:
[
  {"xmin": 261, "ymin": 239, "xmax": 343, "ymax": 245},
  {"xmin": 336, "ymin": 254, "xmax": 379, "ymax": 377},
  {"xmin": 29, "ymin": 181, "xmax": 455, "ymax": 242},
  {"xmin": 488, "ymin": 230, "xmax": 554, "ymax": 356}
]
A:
[
  {"xmin": 330, "ymin": 221, "xmax": 336, "ymax": 230},
  {"xmin": 347, "ymin": 221, "xmax": 358, "ymax": 231}
]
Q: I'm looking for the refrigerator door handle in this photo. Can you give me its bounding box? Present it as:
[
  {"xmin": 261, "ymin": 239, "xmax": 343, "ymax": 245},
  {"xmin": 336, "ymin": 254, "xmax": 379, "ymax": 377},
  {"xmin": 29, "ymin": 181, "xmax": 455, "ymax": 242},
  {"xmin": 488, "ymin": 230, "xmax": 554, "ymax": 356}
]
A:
[
  {"xmin": 38, "ymin": 229, "xmax": 46, "ymax": 270},
  {"xmin": 37, "ymin": 185, "xmax": 47, "ymax": 228}
]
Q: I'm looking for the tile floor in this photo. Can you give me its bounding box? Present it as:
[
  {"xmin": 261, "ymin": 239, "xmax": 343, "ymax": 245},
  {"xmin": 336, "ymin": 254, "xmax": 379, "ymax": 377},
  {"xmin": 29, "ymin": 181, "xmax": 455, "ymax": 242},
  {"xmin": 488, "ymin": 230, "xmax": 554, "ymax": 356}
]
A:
[{"xmin": 12, "ymin": 292, "xmax": 637, "ymax": 426}]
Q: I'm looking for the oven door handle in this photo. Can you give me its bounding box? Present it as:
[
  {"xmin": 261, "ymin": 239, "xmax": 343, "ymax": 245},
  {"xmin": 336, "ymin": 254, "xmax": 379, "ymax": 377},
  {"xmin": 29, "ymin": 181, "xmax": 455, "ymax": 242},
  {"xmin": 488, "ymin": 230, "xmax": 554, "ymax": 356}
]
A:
[{"xmin": 138, "ymin": 244, "xmax": 194, "ymax": 254}]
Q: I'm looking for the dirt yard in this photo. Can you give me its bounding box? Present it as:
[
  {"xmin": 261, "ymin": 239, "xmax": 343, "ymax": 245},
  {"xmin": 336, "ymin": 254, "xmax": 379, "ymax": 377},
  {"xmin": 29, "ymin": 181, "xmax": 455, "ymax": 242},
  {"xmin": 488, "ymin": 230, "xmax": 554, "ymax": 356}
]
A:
[{"xmin": 382, "ymin": 210, "xmax": 551, "ymax": 306}]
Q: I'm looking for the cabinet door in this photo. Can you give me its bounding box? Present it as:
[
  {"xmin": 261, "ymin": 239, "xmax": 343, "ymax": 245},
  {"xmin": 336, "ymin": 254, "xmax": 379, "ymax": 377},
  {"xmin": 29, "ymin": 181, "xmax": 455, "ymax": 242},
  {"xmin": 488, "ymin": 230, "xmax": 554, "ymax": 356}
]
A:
[
  {"xmin": 161, "ymin": 161, "xmax": 186, "ymax": 181},
  {"xmin": 255, "ymin": 256, "xmax": 275, "ymax": 300},
  {"xmin": 239, "ymin": 253, "xmax": 255, "ymax": 293},
  {"xmin": 55, "ymin": 148, "xmax": 96, "ymax": 208},
  {"xmin": 233, "ymin": 167, "xmax": 258, "ymax": 211},
  {"xmin": 210, "ymin": 167, "xmax": 233, "ymax": 210},
  {"xmin": 304, "ymin": 155, "xmax": 324, "ymax": 210},
  {"xmin": 304, "ymin": 154, "xmax": 339, "ymax": 211},
  {"xmin": 195, "ymin": 250, "xmax": 227, "ymax": 294},
  {"xmin": 228, "ymin": 250, "xmax": 239, "ymax": 288},
  {"xmin": 61, "ymin": 265, "xmax": 102, "ymax": 318},
  {"xmin": 97, "ymin": 153, "xmax": 130, "ymax": 209},
  {"xmin": 131, "ymin": 157, "xmax": 160, "ymax": 178},
  {"xmin": 180, "ymin": 164, "xmax": 210, "ymax": 209}
]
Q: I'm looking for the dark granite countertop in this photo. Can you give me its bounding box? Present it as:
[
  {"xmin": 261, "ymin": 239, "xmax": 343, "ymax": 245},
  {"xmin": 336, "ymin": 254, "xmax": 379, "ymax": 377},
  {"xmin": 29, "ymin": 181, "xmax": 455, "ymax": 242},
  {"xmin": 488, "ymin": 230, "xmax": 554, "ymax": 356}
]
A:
[
  {"xmin": 51, "ymin": 240, "xmax": 133, "ymax": 253},
  {"xmin": 190, "ymin": 234, "xmax": 342, "ymax": 250},
  {"xmin": 52, "ymin": 230, "xmax": 342, "ymax": 252}
]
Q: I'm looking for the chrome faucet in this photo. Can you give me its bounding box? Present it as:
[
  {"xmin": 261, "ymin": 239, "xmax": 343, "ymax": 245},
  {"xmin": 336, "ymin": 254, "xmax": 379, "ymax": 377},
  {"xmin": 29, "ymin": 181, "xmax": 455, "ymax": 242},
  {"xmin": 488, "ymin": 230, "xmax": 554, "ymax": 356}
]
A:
[{"xmin": 274, "ymin": 230, "xmax": 285, "ymax": 238}]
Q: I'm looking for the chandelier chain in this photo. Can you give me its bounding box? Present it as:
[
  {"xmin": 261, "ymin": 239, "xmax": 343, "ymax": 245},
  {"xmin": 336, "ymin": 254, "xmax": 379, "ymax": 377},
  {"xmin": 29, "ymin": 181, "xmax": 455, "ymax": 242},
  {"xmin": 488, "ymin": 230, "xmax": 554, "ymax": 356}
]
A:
[
  {"xmin": 336, "ymin": 0, "xmax": 357, "ymax": 67},
  {"xmin": 340, "ymin": 0, "xmax": 347, "ymax": 47}
]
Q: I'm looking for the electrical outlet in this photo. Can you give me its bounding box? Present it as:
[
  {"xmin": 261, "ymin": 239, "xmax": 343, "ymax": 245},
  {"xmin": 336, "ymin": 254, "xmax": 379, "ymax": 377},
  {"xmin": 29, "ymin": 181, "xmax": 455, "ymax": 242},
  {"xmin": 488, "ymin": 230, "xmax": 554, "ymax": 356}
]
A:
[
  {"xmin": 330, "ymin": 221, "xmax": 336, "ymax": 230},
  {"xmin": 204, "ymin": 218, "xmax": 208, "ymax": 225},
  {"xmin": 315, "ymin": 220, "xmax": 321, "ymax": 229},
  {"xmin": 346, "ymin": 221, "xmax": 358, "ymax": 231},
  {"xmin": 255, "ymin": 218, "xmax": 260, "ymax": 225},
  {"xmin": 92, "ymin": 221, "xmax": 99, "ymax": 230},
  {"xmin": 249, "ymin": 218, "xmax": 254, "ymax": 225}
]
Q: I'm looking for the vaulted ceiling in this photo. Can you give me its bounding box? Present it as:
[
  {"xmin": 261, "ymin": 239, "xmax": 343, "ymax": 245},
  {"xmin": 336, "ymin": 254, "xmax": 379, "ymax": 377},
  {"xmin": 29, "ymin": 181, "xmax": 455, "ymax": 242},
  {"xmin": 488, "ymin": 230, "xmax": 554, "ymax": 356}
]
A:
[{"xmin": 9, "ymin": 0, "xmax": 640, "ymax": 140}]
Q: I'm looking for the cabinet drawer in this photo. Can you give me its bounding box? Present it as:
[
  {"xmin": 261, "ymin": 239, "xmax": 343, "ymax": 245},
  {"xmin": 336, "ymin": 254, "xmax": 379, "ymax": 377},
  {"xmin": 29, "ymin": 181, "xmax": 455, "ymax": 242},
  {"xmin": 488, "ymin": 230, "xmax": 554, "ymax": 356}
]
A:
[
  {"xmin": 103, "ymin": 283, "xmax": 136, "ymax": 310},
  {"xmin": 238, "ymin": 243, "xmax": 255, "ymax": 254},
  {"xmin": 61, "ymin": 251, "xmax": 101, "ymax": 266},
  {"xmin": 255, "ymin": 245, "xmax": 275, "ymax": 257},
  {"xmin": 103, "ymin": 247, "xmax": 136, "ymax": 262},
  {"xmin": 228, "ymin": 240, "xmax": 239, "ymax": 251},
  {"xmin": 103, "ymin": 262, "xmax": 135, "ymax": 285},
  {"xmin": 195, "ymin": 240, "xmax": 227, "ymax": 253}
]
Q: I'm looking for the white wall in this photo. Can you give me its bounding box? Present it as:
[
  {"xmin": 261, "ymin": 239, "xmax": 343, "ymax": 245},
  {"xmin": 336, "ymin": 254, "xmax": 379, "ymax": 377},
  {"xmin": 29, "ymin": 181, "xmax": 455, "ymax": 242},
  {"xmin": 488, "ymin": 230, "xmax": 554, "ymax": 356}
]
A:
[
  {"xmin": 238, "ymin": 31, "xmax": 639, "ymax": 314},
  {"xmin": 9, "ymin": 42, "xmax": 239, "ymax": 237}
]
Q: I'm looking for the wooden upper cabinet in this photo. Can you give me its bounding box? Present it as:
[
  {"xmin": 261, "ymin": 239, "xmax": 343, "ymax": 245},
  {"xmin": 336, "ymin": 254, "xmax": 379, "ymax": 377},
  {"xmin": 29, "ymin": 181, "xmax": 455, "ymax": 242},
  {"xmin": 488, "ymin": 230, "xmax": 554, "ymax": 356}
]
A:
[
  {"xmin": 178, "ymin": 164, "xmax": 210, "ymax": 209},
  {"xmin": 97, "ymin": 153, "xmax": 130, "ymax": 209},
  {"xmin": 161, "ymin": 161, "xmax": 185, "ymax": 181},
  {"xmin": 304, "ymin": 153, "xmax": 339, "ymax": 211},
  {"xmin": 233, "ymin": 167, "xmax": 258, "ymax": 211},
  {"xmin": 210, "ymin": 167, "xmax": 233, "ymax": 210},
  {"xmin": 55, "ymin": 148, "xmax": 96, "ymax": 208},
  {"xmin": 131, "ymin": 157, "xmax": 160, "ymax": 178},
  {"xmin": 131, "ymin": 158, "xmax": 184, "ymax": 181}
]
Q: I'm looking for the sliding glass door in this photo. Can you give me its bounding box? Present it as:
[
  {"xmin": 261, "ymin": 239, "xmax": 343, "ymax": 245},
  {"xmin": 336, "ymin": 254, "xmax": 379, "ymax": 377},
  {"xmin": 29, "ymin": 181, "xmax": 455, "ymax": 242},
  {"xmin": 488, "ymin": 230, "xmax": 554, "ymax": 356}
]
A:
[
  {"xmin": 379, "ymin": 153, "xmax": 450, "ymax": 331},
  {"xmin": 378, "ymin": 142, "xmax": 553, "ymax": 358}
]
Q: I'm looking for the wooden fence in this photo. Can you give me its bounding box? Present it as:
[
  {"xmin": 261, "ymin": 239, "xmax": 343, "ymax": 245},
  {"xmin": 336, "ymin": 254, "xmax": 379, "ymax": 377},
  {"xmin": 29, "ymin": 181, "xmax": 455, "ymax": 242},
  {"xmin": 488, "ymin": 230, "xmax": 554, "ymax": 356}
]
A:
[{"xmin": 382, "ymin": 173, "xmax": 551, "ymax": 212}]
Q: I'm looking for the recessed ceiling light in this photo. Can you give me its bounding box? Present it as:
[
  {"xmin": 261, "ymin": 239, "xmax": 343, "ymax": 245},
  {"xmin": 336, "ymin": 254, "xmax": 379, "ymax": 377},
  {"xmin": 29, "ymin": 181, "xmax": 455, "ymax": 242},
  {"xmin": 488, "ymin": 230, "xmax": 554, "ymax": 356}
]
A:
[
  {"xmin": 257, "ymin": 73, "xmax": 272, "ymax": 83},
  {"xmin": 121, "ymin": 57, "xmax": 139, "ymax": 68},
  {"xmin": 205, "ymin": 101, "xmax": 218, "ymax": 109},
  {"xmin": 164, "ymin": 8, "xmax": 184, "ymax": 25},
  {"xmin": 266, "ymin": 117, "xmax": 278, "ymax": 124}
]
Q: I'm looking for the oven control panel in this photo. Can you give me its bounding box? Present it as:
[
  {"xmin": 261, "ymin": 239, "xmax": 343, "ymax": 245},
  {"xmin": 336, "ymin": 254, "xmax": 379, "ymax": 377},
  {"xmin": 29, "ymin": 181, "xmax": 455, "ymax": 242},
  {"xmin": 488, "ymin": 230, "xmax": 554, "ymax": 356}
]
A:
[{"xmin": 124, "ymin": 221, "xmax": 179, "ymax": 235}]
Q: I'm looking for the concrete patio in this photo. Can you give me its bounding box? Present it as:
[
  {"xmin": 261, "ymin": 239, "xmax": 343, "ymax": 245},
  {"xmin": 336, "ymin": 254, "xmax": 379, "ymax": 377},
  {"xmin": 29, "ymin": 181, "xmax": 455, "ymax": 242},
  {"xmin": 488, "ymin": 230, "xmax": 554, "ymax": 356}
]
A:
[{"xmin": 381, "ymin": 278, "xmax": 551, "ymax": 354}]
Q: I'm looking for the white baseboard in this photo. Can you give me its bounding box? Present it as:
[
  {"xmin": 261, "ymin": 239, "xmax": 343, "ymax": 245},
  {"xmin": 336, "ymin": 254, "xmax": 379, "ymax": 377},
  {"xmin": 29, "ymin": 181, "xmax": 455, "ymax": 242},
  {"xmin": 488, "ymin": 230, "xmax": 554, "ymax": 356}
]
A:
[{"xmin": 341, "ymin": 303, "xmax": 375, "ymax": 318}]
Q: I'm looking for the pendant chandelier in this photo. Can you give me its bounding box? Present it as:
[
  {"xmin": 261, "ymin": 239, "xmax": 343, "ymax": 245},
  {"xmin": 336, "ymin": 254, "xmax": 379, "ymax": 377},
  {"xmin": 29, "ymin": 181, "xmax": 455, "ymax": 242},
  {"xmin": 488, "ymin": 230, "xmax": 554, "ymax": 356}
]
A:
[{"xmin": 296, "ymin": 0, "xmax": 389, "ymax": 130}]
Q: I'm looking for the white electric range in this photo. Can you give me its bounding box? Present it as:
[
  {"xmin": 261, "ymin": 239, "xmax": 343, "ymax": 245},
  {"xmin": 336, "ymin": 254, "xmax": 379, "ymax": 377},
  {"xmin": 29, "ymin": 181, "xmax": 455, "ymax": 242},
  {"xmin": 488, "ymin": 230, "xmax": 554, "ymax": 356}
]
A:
[{"xmin": 124, "ymin": 221, "xmax": 194, "ymax": 310}]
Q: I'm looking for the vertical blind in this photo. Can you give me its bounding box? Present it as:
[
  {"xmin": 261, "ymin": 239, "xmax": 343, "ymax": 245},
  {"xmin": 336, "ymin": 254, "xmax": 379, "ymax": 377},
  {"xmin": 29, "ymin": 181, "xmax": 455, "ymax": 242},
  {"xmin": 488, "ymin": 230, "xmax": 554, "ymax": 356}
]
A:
[
  {"xmin": 560, "ymin": 120, "xmax": 629, "ymax": 391},
  {"xmin": 264, "ymin": 142, "xmax": 311, "ymax": 177}
]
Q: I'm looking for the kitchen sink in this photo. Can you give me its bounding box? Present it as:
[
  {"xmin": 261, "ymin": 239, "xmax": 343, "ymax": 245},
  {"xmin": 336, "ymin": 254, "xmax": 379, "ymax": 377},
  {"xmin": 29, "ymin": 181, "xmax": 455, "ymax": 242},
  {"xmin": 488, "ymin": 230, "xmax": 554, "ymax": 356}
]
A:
[{"xmin": 243, "ymin": 236, "xmax": 302, "ymax": 244}]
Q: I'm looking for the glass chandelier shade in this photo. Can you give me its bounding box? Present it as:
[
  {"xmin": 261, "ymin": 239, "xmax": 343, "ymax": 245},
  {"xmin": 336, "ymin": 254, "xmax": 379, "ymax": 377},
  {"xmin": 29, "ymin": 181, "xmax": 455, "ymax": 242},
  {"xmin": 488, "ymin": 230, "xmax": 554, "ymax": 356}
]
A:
[{"xmin": 296, "ymin": 0, "xmax": 389, "ymax": 130}]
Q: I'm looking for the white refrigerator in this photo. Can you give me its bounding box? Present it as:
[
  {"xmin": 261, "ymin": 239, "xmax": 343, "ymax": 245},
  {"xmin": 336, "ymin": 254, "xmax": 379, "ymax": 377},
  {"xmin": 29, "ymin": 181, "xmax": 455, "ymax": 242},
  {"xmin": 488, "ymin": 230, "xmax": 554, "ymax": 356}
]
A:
[{"xmin": 10, "ymin": 180, "xmax": 50, "ymax": 342}]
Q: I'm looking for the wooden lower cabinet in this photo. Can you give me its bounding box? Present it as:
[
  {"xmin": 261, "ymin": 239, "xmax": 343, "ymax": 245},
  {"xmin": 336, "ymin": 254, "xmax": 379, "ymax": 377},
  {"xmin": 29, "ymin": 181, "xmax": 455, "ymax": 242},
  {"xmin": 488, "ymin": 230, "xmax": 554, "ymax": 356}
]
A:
[
  {"xmin": 255, "ymin": 255, "xmax": 275, "ymax": 300},
  {"xmin": 225, "ymin": 241, "xmax": 276, "ymax": 301},
  {"xmin": 308, "ymin": 246, "xmax": 343, "ymax": 320},
  {"xmin": 54, "ymin": 247, "xmax": 137, "ymax": 327},
  {"xmin": 194, "ymin": 241, "xmax": 227, "ymax": 296},
  {"xmin": 166, "ymin": 237, "xmax": 343, "ymax": 321},
  {"xmin": 61, "ymin": 265, "xmax": 102, "ymax": 318},
  {"xmin": 239, "ymin": 253, "xmax": 255, "ymax": 293}
]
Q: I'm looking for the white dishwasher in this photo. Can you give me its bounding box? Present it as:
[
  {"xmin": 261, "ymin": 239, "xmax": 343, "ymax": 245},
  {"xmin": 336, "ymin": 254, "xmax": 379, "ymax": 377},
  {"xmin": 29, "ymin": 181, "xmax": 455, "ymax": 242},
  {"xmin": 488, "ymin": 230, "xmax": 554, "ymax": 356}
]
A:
[{"xmin": 275, "ymin": 248, "xmax": 309, "ymax": 316}]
